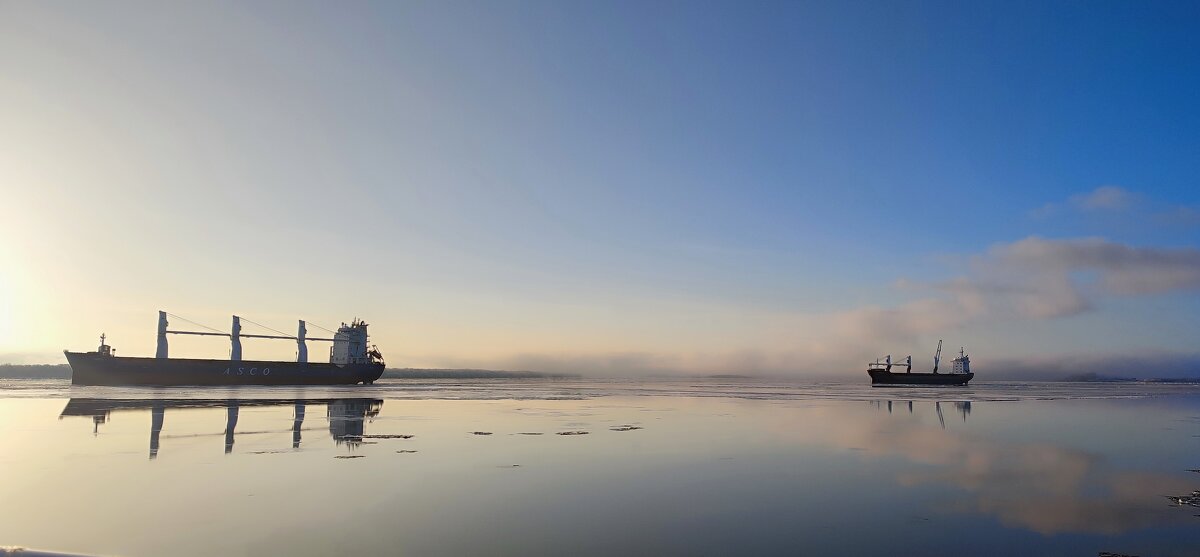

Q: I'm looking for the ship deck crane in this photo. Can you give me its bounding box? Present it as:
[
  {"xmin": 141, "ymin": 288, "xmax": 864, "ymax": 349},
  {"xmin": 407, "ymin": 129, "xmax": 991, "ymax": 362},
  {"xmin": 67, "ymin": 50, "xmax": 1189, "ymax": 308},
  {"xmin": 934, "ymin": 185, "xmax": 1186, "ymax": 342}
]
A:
[
  {"xmin": 869, "ymin": 355, "xmax": 913, "ymax": 373},
  {"xmin": 932, "ymin": 339, "xmax": 943, "ymax": 374},
  {"xmin": 158, "ymin": 311, "xmax": 343, "ymax": 363}
]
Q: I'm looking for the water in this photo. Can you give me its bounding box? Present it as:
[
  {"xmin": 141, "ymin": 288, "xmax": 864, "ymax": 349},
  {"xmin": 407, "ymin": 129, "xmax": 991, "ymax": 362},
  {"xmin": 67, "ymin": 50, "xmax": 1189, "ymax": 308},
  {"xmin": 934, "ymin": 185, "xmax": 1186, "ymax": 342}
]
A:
[{"xmin": 2, "ymin": 379, "xmax": 1198, "ymax": 556}]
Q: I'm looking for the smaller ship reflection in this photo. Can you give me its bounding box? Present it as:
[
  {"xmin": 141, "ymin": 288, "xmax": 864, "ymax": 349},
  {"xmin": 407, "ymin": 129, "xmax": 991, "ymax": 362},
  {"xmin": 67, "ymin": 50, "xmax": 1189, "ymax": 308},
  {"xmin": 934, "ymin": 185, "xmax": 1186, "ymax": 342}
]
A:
[
  {"xmin": 1166, "ymin": 491, "xmax": 1200, "ymax": 509},
  {"xmin": 871, "ymin": 399, "xmax": 972, "ymax": 428},
  {"xmin": 1166, "ymin": 469, "xmax": 1200, "ymax": 517},
  {"xmin": 60, "ymin": 398, "xmax": 383, "ymax": 459}
]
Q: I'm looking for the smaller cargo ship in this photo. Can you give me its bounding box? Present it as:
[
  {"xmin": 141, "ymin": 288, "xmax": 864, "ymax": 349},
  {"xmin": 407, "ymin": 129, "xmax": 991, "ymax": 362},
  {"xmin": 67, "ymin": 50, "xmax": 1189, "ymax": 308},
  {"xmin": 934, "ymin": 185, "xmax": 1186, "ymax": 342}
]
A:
[
  {"xmin": 65, "ymin": 311, "xmax": 385, "ymax": 386},
  {"xmin": 868, "ymin": 340, "xmax": 973, "ymax": 386}
]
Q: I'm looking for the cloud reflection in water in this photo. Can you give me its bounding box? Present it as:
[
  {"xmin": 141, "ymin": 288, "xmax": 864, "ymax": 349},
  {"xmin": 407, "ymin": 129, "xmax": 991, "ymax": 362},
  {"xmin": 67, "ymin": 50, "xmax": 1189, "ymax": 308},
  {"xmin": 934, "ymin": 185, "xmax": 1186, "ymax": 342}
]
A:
[{"xmin": 842, "ymin": 400, "xmax": 1196, "ymax": 534}]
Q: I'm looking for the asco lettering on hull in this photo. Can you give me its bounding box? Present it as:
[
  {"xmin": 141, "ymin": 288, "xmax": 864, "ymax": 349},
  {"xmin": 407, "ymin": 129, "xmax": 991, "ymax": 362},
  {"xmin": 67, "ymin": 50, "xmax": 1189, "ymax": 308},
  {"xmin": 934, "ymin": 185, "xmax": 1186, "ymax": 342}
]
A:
[{"xmin": 222, "ymin": 367, "xmax": 270, "ymax": 376}]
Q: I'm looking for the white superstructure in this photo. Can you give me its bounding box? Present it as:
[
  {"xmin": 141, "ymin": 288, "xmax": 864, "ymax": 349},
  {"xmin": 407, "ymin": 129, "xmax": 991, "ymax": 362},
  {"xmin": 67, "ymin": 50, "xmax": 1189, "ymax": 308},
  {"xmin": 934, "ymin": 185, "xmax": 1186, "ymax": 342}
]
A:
[
  {"xmin": 331, "ymin": 319, "xmax": 374, "ymax": 365},
  {"xmin": 951, "ymin": 348, "xmax": 971, "ymax": 374}
]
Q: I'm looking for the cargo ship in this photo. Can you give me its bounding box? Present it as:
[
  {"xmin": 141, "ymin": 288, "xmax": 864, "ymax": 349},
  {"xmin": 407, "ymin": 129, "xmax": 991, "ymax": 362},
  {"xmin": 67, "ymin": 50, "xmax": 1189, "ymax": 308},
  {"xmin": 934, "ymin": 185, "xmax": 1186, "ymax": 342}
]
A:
[
  {"xmin": 64, "ymin": 311, "xmax": 385, "ymax": 386},
  {"xmin": 867, "ymin": 340, "xmax": 973, "ymax": 386}
]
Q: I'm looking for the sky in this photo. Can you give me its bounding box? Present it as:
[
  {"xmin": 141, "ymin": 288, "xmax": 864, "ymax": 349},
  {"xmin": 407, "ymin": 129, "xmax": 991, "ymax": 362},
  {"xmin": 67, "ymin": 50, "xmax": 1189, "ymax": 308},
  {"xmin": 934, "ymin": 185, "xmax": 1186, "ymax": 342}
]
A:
[{"xmin": 1, "ymin": 1, "xmax": 1198, "ymax": 377}]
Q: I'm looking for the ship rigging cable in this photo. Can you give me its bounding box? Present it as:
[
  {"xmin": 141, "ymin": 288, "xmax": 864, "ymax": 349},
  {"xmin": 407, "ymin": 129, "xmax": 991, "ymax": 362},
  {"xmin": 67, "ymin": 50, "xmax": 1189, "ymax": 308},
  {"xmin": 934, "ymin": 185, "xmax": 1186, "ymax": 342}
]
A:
[
  {"xmin": 164, "ymin": 312, "xmax": 225, "ymax": 334},
  {"xmin": 162, "ymin": 311, "xmax": 350, "ymax": 343},
  {"xmin": 306, "ymin": 321, "xmax": 341, "ymax": 336},
  {"xmin": 238, "ymin": 316, "xmax": 292, "ymax": 338}
]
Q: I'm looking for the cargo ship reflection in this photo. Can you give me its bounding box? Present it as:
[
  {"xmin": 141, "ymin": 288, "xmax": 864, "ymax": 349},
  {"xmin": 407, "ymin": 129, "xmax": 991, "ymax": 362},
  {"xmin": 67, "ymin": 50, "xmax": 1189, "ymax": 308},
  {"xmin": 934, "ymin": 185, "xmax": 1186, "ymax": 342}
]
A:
[
  {"xmin": 871, "ymin": 399, "xmax": 972, "ymax": 428},
  {"xmin": 60, "ymin": 398, "xmax": 383, "ymax": 459}
]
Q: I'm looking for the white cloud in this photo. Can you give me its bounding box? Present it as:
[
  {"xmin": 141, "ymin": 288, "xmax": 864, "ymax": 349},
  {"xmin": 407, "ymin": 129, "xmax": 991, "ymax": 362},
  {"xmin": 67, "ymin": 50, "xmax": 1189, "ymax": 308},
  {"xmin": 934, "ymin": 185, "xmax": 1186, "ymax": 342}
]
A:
[
  {"xmin": 1068, "ymin": 185, "xmax": 1132, "ymax": 211},
  {"xmin": 992, "ymin": 236, "xmax": 1200, "ymax": 295},
  {"xmin": 827, "ymin": 236, "xmax": 1200, "ymax": 353},
  {"xmin": 1028, "ymin": 185, "xmax": 1135, "ymax": 218}
]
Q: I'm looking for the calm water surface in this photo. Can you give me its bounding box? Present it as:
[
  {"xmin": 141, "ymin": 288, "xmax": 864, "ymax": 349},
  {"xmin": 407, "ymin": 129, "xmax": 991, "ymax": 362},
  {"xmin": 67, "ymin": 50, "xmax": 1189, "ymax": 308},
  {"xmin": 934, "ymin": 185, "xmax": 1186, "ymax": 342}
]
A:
[{"xmin": 2, "ymin": 379, "xmax": 1198, "ymax": 556}]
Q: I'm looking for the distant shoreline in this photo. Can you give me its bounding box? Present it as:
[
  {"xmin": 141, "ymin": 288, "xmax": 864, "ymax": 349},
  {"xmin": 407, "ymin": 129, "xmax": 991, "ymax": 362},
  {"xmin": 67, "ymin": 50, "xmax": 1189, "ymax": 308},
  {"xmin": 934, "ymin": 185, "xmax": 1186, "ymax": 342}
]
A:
[
  {"xmin": 0, "ymin": 364, "xmax": 71, "ymax": 379},
  {"xmin": 381, "ymin": 368, "xmax": 576, "ymax": 379}
]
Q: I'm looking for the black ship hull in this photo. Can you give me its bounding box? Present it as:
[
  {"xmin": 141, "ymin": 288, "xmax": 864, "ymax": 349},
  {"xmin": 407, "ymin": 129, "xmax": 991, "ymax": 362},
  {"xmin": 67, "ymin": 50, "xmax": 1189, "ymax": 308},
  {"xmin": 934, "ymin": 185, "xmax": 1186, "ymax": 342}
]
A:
[
  {"xmin": 59, "ymin": 397, "xmax": 385, "ymax": 415},
  {"xmin": 868, "ymin": 369, "xmax": 973, "ymax": 386},
  {"xmin": 65, "ymin": 352, "xmax": 384, "ymax": 386}
]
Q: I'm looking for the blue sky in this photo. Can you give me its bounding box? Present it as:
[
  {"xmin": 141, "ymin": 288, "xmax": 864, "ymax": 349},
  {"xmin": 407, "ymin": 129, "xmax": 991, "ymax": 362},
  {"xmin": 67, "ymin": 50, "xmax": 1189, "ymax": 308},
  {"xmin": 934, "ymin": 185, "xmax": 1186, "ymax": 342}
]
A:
[{"xmin": 1, "ymin": 1, "xmax": 1198, "ymax": 375}]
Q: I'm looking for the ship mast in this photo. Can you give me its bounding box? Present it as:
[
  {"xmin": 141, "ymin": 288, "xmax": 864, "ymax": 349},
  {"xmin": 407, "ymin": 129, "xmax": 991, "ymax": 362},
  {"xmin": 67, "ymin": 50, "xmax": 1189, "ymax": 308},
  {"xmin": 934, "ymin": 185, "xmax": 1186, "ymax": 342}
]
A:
[
  {"xmin": 156, "ymin": 311, "xmax": 169, "ymax": 359},
  {"xmin": 297, "ymin": 320, "xmax": 308, "ymax": 363}
]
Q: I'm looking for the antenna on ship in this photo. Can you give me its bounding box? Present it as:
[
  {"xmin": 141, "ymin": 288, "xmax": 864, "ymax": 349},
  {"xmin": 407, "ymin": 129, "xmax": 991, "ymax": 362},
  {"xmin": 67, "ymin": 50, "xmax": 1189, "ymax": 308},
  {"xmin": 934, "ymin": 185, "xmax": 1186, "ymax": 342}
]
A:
[{"xmin": 97, "ymin": 333, "xmax": 114, "ymax": 357}]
